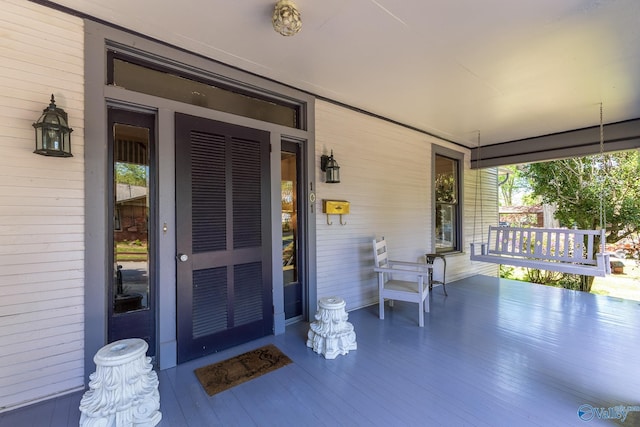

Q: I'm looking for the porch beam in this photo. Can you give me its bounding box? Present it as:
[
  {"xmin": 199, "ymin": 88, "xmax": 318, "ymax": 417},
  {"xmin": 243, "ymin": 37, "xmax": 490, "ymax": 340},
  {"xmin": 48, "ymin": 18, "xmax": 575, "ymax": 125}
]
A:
[{"xmin": 471, "ymin": 118, "xmax": 640, "ymax": 168}]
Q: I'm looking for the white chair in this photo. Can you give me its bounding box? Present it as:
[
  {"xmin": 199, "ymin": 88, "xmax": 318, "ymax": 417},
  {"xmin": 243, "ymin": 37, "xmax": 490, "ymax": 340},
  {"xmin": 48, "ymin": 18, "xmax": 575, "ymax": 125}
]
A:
[{"xmin": 372, "ymin": 237, "xmax": 432, "ymax": 327}]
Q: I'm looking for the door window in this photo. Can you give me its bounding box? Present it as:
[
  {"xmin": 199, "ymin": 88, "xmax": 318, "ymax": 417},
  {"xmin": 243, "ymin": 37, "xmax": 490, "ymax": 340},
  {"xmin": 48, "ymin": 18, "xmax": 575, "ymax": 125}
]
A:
[
  {"xmin": 281, "ymin": 144, "xmax": 303, "ymax": 320},
  {"xmin": 113, "ymin": 124, "xmax": 151, "ymax": 313},
  {"xmin": 107, "ymin": 109, "xmax": 156, "ymax": 358}
]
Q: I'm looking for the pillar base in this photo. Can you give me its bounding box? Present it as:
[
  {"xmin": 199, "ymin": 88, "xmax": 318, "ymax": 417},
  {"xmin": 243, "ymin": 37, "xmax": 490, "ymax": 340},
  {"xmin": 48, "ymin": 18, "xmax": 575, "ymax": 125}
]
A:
[
  {"xmin": 306, "ymin": 296, "xmax": 357, "ymax": 359},
  {"xmin": 79, "ymin": 338, "xmax": 162, "ymax": 427}
]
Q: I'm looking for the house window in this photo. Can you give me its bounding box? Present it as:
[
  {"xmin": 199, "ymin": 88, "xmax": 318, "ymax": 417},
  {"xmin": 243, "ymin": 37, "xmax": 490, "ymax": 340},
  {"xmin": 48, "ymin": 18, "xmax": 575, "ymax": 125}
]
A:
[
  {"xmin": 107, "ymin": 52, "xmax": 301, "ymax": 129},
  {"xmin": 435, "ymin": 153, "xmax": 461, "ymax": 253}
]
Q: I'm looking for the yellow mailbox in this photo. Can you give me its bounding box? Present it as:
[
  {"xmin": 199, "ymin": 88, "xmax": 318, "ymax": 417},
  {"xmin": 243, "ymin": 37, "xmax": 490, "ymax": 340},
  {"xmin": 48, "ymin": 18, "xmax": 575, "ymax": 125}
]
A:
[{"xmin": 322, "ymin": 200, "xmax": 350, "ymax": 225}]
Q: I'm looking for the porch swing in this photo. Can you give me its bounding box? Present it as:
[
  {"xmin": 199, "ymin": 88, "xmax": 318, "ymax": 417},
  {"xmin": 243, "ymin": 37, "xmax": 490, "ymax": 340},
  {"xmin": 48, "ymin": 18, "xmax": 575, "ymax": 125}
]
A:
[{"xmin": 469, "ymin": 105, "xmax": 611, "ymax": 277}]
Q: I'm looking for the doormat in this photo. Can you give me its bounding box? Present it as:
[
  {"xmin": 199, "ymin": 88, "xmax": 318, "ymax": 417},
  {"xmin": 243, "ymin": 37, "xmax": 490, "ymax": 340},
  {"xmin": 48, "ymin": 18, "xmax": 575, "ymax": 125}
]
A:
[{"xmin": 194, "ymin": 344, "xmax": 292, "ymax": 396}]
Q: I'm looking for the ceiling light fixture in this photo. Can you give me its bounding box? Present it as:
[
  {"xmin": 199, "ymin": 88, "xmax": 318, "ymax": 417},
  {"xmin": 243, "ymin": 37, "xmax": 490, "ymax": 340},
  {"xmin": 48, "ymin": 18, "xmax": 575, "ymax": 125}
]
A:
[{"xmin": 272, "ymin": 0, "xmax": 302, "ymax": 36}]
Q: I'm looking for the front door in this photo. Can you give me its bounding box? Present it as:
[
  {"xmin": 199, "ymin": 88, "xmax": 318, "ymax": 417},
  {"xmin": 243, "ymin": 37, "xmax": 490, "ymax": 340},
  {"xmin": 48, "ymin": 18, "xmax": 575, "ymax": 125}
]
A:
[{"xmin": 175, "ymin": 113, "xmax": 272, "ymax": 363}]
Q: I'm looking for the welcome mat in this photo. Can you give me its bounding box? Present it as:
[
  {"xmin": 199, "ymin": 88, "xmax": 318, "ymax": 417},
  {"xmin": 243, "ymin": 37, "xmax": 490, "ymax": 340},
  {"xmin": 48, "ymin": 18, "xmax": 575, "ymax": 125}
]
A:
[{"xmin": 194, "ymin": 344, "xmax": 292, "ymax": 396}]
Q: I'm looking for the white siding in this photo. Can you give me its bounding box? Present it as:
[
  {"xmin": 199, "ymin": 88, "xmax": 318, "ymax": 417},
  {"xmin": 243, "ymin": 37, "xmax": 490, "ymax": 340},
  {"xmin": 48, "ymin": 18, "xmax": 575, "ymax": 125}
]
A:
[
  {"xmin": 0, "ymin": 0, "xmax": 85, "ymax": 411},
  {"xmin": 461, "ymin": 165, "xmax": 500, "ymax": 280},
  {"xmin": 315, "ymin": 100, "xmax": 498, "ymax": 311}
]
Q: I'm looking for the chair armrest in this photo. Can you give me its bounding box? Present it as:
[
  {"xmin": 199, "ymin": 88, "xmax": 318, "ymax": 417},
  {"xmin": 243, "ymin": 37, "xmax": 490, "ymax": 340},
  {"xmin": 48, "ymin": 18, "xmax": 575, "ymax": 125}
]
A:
[
  {"xmin": 374, "ymin": 266, "xmax": 428, "ymax": 277},
  {"xmin": 388, "ymin": 260, "xmax": 432, "ymax": 271}
]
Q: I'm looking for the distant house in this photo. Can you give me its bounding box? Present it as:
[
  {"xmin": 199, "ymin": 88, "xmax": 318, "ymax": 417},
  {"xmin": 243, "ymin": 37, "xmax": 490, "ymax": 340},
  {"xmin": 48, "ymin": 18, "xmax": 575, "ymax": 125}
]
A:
[
  {"xmin": 115, "ymin": 183, "xmax": 148, "ymax": 243},
  {"xmin": 499, "ymin": 204, "xmax": 559, "ymax": 228}
]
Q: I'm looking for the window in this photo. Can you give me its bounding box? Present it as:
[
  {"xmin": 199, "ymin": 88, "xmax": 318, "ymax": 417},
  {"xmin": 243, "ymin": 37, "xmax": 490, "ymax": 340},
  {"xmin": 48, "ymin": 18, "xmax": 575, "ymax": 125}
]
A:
[
  {"xmin": 434, "ymin": 153, "xmax": 461, "ymax": 253},
  {"xmin": 107, "ymin": 52, "xmax": 301, "ymax": 129}
]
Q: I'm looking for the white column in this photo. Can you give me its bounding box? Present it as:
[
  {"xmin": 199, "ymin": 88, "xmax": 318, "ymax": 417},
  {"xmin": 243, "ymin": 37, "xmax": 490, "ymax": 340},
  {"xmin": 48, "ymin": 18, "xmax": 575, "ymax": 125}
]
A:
[
  {"xmin": 306, "ymin": 296, "xmax": 357, "ymax": 359},
  {"xmin": 79, "ymin": 338, "xmax": 162, "ymax": 427}
]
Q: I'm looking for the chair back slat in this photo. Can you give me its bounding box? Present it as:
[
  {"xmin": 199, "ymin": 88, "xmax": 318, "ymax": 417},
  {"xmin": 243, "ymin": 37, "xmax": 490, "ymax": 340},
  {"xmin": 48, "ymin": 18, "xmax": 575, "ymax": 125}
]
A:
[{"xmin": 373, "ymin": 237, "xmax": 389, "ymax": 268}]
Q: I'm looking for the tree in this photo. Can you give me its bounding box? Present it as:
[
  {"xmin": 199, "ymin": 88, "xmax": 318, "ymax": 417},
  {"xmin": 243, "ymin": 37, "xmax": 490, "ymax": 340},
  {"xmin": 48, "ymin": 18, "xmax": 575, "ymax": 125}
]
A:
[
  {"xmin": 498, "ymin": 165, "xmax": 529, "ymax": 206},
  {"xmin": 116, "ymin": 163, "xmax": 147, "ymax": 187},
  {"xmin": 522, "ymin": 151, "xmax": 640, "ymax": 291}
]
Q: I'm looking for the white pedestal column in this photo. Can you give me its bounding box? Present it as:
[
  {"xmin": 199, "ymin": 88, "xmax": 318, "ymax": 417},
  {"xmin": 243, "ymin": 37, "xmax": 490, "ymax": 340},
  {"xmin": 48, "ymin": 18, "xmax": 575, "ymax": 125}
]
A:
[
  {"xmin": 79, "ymin": 338, "xmax": 162, "ymax": 427},
  {"xmin": 306, "ymin": 296, "xmax": 357, "ymax": 359}
]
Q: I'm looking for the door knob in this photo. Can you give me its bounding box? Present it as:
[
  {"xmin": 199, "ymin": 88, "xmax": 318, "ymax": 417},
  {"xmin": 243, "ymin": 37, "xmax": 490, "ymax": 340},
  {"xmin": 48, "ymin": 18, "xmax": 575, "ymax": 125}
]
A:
[{"xmin": 177, "ymin": 253, "xmax": 189, "ymax": 262}]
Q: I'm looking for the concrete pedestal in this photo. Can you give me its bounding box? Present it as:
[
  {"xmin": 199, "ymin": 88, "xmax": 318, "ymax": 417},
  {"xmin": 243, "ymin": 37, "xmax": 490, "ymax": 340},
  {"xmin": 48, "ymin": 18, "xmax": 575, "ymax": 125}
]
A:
[
  {"xmin": 79, "ymin": 338, "xmax": 161, "ymax": 427},
  {"xmin": 307, "ymin": 296, "xmax": 357, "ymax": 359}
]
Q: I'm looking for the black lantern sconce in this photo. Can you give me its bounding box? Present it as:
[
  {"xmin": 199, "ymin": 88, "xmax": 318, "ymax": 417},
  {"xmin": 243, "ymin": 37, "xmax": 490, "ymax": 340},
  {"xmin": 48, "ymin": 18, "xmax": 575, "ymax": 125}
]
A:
[
  {"xmin": 320, "ymin": 150, "xmax": 340, "ymax": 183},
  {"xmin": 32, "ymin": 94, "xmax": 73, "ymax": 157}
]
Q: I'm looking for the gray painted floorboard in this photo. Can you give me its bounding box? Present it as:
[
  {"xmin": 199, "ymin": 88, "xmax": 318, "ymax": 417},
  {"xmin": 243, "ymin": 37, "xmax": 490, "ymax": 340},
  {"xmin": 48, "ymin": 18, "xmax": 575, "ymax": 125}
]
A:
[{"xmin": 1, "ymin": 275, "xmax": 638, "ymax": 426}]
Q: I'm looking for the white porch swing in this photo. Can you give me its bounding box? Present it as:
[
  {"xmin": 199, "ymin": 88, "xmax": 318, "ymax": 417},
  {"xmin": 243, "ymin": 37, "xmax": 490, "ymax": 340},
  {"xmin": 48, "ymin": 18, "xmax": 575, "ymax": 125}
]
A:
[{"xmin": 469, "ymin": 105, "xmax": 611, "ymax": 277}]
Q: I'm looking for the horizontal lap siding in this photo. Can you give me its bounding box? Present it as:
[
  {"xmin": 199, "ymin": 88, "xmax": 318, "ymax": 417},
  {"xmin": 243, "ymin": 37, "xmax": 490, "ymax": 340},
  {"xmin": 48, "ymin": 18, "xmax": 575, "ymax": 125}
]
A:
[
  {"xmin": 463, "ymin": 166, "xmax": 500, "ymax": 279},
  {"xmin": 0, "ymin": 0, "xmax": 85, "ymax": 412},
  {"xmin": 315, "ymin": 101, "xmax": 498, "ymax": 311}
]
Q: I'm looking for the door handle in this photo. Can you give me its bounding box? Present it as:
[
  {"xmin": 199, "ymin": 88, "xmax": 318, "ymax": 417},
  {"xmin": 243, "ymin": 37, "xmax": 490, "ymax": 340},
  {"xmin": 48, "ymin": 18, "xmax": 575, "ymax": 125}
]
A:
[{"xmin": 177, "ymin": 253, "xmax": 189, "ymax": 262}]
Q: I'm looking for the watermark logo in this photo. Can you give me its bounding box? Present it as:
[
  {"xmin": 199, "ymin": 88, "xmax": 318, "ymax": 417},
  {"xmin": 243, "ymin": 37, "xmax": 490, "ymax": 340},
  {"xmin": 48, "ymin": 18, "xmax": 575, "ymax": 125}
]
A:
[{"xmin": 578, "ymin": 403, "xmax": 640, "ymax": 423}]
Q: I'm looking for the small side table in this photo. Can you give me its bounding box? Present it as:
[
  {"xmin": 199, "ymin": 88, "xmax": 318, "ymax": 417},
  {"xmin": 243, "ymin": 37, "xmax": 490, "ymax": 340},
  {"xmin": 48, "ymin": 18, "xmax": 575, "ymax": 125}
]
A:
[
  {"xmin": 306, "ymin": 296, "xmax": 357, "ymax": 359},
  {"xmin": 426, "ymin": 253, "xmax": 448, "ymax": 296}
]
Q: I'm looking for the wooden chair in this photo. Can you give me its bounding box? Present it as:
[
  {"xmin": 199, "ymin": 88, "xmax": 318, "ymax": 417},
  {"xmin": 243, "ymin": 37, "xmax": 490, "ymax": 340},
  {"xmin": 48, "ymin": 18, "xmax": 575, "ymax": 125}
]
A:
[{"xmin": 372, "ymin": 237, "xmax": 432, "ymax": 327}]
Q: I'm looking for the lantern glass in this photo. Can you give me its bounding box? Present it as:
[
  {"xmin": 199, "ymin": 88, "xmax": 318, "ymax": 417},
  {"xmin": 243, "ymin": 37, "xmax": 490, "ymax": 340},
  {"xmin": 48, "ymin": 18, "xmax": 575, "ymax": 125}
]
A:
[
  {"xmin": 33, "ymin": 95, "xmax": 73, "ymax": 157},
  {"xmin": 326, "ymin": 162, "xmax": 340, "ymax": 183}
]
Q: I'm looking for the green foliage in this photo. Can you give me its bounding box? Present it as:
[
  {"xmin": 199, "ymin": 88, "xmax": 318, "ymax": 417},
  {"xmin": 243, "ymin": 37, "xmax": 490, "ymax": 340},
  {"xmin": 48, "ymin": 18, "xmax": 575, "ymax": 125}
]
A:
[
  {"xmin": 499, "ymin": 265, "xmax": 516, "ymax": 279},
  {"xmin": 499, "ymin": 265, "xmax": 585, "ymax": 290},
  {"xmin": 435, "ymin": 173, "xmax": 456, "ymax": 203},
  {"xmin": 498, "ymin": 165, "xmax": 531, "ymax": 206},
  {"xmin": 522, "ymin": 152, "xmax": 640, "ymax": 241},
  {"xmin": 116, "ymin": 162, "xmax": 147, "ymax": 187},
  {"xmin": 524, "ymin": 268, "xmax": 563, "ymax": 285}
]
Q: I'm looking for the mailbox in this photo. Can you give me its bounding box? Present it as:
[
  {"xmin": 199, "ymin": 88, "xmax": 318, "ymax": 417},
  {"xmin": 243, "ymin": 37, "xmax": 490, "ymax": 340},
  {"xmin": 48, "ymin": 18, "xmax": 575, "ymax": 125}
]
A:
[{"xmin": 322, "ymin": 200, "xmax": 350, "ymax": 225}]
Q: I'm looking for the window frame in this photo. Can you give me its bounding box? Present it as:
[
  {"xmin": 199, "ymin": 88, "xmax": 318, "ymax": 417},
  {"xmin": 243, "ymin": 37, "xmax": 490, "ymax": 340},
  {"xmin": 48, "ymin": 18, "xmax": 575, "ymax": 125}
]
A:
[{"xmin": 433, "ymin": 146, "xmax": 464, "ymax": 254}]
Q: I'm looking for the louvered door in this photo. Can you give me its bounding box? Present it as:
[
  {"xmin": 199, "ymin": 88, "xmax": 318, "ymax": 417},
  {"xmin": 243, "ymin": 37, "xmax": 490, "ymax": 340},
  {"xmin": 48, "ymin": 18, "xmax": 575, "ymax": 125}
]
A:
[{"xmin": 175, "ymin": 113, "xmax": 272, "ymax": 363}]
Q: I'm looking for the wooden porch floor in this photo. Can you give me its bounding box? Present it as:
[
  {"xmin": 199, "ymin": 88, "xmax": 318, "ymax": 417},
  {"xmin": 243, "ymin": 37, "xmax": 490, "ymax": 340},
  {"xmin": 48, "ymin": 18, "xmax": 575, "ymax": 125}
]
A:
[{"xmin": 2, "ymin": 275, "xmax": 639, "ymax": 426}]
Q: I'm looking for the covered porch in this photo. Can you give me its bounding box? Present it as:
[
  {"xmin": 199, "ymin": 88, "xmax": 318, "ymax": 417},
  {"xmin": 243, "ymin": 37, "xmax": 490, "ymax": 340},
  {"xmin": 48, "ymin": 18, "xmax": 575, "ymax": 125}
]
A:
[{"xmin": 3, "ymin": 275, "xmax": 638, "ymax": 426}]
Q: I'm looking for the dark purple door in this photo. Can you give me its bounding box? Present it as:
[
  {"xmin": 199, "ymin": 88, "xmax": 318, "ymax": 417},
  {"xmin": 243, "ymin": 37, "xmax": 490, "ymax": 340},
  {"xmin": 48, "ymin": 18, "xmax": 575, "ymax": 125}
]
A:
[{"xmin": 175, "ymin": 113, "xmax": 272, "ymax": 363}]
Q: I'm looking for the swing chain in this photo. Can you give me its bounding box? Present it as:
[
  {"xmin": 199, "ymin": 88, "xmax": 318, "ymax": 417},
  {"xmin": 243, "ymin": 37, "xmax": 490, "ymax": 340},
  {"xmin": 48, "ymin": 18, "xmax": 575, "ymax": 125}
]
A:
[
  {"xmin": 599, "ymin": 103, "xmax": 607, "ymax": 252},
  {"xmin": 472, "ymin": 131, "xmax": 483, "ymax": 245}
]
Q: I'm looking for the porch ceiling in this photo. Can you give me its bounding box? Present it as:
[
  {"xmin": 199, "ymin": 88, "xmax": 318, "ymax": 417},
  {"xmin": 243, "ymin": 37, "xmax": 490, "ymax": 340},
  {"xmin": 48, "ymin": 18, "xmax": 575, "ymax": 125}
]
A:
[{"xmin": 50, "ymin": 0, "xmax": 640, "ymax": 148}]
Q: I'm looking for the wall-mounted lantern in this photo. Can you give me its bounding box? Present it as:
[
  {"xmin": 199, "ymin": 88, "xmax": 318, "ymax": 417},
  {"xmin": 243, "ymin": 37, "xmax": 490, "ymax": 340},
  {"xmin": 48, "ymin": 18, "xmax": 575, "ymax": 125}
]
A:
[
  {"xmin": 32, "ymin": 94, "xmax": 73, "ymax": 157},
  {"xmin": 320, "ymin": 150, "xmax": 340, "ymax": 183}
]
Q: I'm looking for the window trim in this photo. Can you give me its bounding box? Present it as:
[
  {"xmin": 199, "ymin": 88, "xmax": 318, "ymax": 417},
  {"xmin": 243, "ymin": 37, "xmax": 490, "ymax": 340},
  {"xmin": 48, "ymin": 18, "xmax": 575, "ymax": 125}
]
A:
[{"xmin": 432, "ymin": 146, "xmax": 464, "ymax": 254}]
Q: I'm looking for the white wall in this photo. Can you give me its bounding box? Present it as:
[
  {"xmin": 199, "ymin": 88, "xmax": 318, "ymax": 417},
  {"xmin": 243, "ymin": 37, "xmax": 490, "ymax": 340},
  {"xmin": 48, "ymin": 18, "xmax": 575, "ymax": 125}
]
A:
[
  {"xmin": 463, "ymin": 159, "xmax": 500, "ymax": 280},
  {"xmin": 314, "ymin": 100, "xmax": 498, "ymax": 311},
  {"xmin": 0, "ymin": 0, "xmax": 85, "ymax": 411}
]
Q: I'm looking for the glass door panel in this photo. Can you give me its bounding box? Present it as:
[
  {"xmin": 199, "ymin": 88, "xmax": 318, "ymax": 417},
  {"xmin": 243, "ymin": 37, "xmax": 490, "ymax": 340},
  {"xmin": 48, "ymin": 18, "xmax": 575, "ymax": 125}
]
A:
[
  {"xmin": 113, "ymin": 124, "xmax": 150, "ymax": 313},
  {"xmin": 282, "ymin": 144, "xmax": 302, "ymax": 319},
  {"xmin": 107, "ymin": 108, "xmax": 156, "ymax": 358}
]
